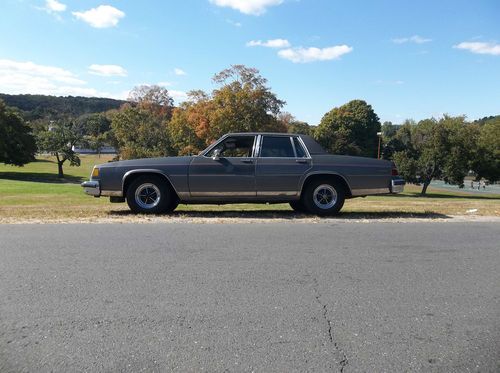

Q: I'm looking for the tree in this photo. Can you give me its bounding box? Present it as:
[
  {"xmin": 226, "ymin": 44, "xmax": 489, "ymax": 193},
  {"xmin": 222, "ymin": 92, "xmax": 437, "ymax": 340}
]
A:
[
  {"xmin": 472, "ymin": 118, "xmax": 500, "ymax": 182},
  {"xmin": 76, "ymin": 113, "xmax": 112, "ymax": 157},
  {"xmin": 392, "ymin": 116, "xmax": 475, "ymax": 195},
  {"xmin": 278, "ymin": 112, "xmax": 312, "ymax": 135},
  {"xmin": 111, "ymin": 85, "xmax": 175, "ymax": 159},
  {"xmin": 208, "ymin": 65, "xmax": 286, "ymax": 140},
  {"xmin": 168, "ymin": 65, "xmax": 287, "ymax": 153},
  {"xmin": 314, "ymin": 100, "xmax": 381, "ymax": 157},
  {"xmin": 0, "ymin": 100, "xmax": 37, "ymax": 166},
  {"xmin": 37, "ymin": 120, "xmax": 82, "ymax": 177}
]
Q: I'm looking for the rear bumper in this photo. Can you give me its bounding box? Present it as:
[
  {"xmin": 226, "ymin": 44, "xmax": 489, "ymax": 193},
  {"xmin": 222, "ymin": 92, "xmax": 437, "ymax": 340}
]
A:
[
  {"xmin": 391, "ymin": 178, "xmax": 405, "ymax": 194},
  {"xmin": 81, "ymin": 180, "xmax": 100, "ymax": 196}
]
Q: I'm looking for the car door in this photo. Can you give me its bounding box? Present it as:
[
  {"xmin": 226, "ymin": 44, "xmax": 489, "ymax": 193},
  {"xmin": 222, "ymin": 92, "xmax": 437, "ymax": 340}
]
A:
[
  {"xmin": 255, "ymin": 135, "xmax": 312, "ymax": 197},
  {"xmin": 188, "ymin": 135, "xmax": 257, "ymax": 197}
]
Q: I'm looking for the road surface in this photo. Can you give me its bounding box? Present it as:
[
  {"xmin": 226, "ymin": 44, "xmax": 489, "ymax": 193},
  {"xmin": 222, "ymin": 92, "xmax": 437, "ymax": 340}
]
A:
[{"xmin": 1, "ymin": 222, "xmax": 499, "ymax": 372}]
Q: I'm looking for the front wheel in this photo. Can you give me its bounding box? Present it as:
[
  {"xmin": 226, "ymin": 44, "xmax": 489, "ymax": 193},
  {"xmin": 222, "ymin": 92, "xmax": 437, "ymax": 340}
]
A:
[
  {"xmin": 289, "ymin": 200, "xmax": 307, "ymax": 213},
  {"xmin": 126, "ymin": 175, "xmax": 177, "ymax": 214},
  {"xmin": 302, "ymin": 180, "xmax": 345, "ymax": 216}
]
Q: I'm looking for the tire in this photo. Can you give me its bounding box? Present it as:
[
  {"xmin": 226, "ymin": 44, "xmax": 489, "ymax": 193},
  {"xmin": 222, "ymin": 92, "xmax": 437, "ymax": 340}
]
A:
[
  {"xmin": 302, "ymin": 179, "xmax": 345, "ymax": 216},
  {"xmin": 289, "ymin": 200, "xmax": 307, "ymax": 213},
  {"xmin": 126, "ymin": 175, "xmax": 177, "ymax": 214}
]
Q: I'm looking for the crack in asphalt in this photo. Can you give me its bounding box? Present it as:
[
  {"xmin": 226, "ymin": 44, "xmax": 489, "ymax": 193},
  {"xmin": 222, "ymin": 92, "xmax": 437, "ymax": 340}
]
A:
[{"xmin": 312, "ymin": 277, "xmax": 349, "ymax": 372}]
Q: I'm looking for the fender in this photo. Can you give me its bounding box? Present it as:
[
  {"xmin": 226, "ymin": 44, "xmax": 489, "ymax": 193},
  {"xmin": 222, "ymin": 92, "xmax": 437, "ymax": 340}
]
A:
[
  {"xmin": 299, "ymin": 171, "xmax": 352, "ymax": 196},
  {"xmin": 122, "ymin": 169, "xmax": 180, "ymax": 196}
]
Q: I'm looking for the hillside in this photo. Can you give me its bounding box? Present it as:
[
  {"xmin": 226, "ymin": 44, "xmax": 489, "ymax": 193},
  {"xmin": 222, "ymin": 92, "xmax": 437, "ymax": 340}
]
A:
[{"xmin": 0, "ymin": 93, "xmax": 126, "ymax": 120}]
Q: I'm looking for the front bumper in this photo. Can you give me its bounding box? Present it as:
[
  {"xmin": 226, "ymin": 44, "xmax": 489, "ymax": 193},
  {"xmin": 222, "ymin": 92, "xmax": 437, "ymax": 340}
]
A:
[
  {"xmin": 81, "ymin": 180, "xmax": 100, "ymax": 196},
  {"xmin": 391, "ymin": 178, "xmax": 405, "ymax": 194}
]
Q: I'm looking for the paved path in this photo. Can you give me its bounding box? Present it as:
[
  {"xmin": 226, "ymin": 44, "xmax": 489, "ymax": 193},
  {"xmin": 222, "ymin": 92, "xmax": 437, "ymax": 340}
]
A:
[{"xmin": 1, "ymin": 222, "xmax": 499, "ymax": 372}]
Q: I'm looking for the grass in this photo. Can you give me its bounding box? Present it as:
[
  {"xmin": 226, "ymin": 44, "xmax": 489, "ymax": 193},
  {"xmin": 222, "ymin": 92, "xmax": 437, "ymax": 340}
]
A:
[{"xmin": 1, "ymin": 155, "xmax": 499, "ymax": 221}]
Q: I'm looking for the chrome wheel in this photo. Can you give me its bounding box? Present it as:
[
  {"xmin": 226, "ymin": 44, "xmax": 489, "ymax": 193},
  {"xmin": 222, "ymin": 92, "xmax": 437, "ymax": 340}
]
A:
[
  {"xmin": 313, "ymin": 184, "xmax": 337, "ymax": 210},
  {"xmin": 134, "ymin": 183, "xmax": 161, "ymax": 209}
]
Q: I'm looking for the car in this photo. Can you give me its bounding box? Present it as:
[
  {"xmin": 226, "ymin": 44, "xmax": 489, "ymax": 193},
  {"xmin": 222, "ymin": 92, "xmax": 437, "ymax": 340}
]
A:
[{"xmin": 81, "ymin": 132, "xmax": 405, "ymax": 215}]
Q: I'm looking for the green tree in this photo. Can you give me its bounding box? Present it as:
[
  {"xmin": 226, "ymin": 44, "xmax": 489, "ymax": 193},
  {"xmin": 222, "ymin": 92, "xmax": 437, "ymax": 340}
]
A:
[
  {"xmin": 0, "ymin": 100, "xmax": 37, "ymax": 166},
  {"xmin": 473, "ymin": 118, "xmax": 500, "ymax": 182},
  {"xmin": 392, "ymin": 116, "xmax": 475, "ymax": 195},
  {"xmin": 315, "ymin": 100, "xmax": 381, "ymax": 157},
  {"xmin": 37, "ymin": 120, "xmax": 82, "ymax": 178},
  {"xmin": 278, "ymin": 112, "xmax": 311, "ymax": 135},
  {"xmin": 111, "ymin": 85, "xmax": 174, "ymax": 159},
  {"xmin": 76, "ymin": 113, "xmax": 112, "ymax": 157}
]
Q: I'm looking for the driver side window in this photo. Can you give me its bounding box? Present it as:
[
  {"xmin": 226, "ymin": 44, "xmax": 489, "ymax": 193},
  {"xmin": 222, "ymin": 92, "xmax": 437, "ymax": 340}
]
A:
[{"xmin": 206, "ymin": 136, "xmax": 256, "ymax": 158}]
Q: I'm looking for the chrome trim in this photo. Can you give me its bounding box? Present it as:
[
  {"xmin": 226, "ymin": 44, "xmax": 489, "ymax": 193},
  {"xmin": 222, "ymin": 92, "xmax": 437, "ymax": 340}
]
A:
[
  {"xmin": 351, "ymin": 188, "xmax": 390, "ymax": 196},
  {"xmin": 256, "ymin": 191, "xmax": 298, "ymax": 197},
  {"xmin": 290, "ymin": 136, "xmax": 297, "ymax": 158},
  {"xmin": 81, "ymin": 180, "xmax": 100, "ymax": 196},
  {"xmin": 122, "ymin": 169, "xmax": 179, "ymax": 196},
  {"xmin": 190, "ymin": 191, "xmax": 256, "ymax": 197},
  {"xmin": 391, "ymin": 179, "xmax": 405, "ymax": 194},
  {"xmin": 101, "ymin": 190, "xmax": 123, "ymax": 197}
]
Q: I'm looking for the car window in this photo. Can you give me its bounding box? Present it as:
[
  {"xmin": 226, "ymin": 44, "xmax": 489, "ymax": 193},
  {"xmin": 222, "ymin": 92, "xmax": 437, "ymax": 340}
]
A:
[
  {"xmin": 260, "ymin": 136, "xmax": 295, "ymax": 158},
  {"xmin": 293, "ymin": 137, "xmax": 307, "ymax": 158},
  {"xmin": 206, "ymin": 136, "xmax": 255, "ymax": 157}
]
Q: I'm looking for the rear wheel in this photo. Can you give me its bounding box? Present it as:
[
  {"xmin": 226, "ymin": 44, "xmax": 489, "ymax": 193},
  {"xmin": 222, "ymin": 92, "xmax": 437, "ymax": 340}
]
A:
[
  {"xmin": 126, "ymin": 175, "xmax": 177, "ymax": 214},
  {"xmin": 302, "ymin": 179, "xmax": 345, "ymax": 216}
]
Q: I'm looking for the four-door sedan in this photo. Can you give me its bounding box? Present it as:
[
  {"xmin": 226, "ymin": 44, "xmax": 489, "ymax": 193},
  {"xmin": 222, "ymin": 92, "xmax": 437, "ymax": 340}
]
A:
[{"xmin": 82, "ymin": 133, "xmax": 405, "ymax": 215}]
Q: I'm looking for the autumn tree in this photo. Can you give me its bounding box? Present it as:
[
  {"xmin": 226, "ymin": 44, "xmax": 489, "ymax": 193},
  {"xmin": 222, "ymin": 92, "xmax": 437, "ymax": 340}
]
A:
[
  {"xmin": 278, "ymin": 112, "xmax": 312, "ymax": 135},
  {"xmin": 37, "ymin": 120, "xmax": 82, "ymax": 178},
  {"xmin": 0, "ymin": 100, "xmax": 37, "ymax": 166},
  {"xmin": 168, "ymin": 65, "xmax": 287, "ymax": 153},
  {"xmin": 208, "ymin": 65, "xmax": 286, "ymax": 139},
  {"xmin": 315, "ymin": 100, "xmax": 381, "ymax": 157}
]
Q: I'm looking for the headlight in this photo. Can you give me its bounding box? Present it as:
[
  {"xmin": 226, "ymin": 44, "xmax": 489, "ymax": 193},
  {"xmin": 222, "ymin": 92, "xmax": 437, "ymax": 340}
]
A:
[{"xmin": 91, "ymin": 167, "xmax": 100, "ymax": 178}]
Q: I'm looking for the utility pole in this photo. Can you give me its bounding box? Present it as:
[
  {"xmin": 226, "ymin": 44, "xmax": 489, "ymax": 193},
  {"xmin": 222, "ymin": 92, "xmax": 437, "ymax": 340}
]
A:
[{"xmin": 377, "ymin": 131, "xmax": 382, "ymax": 159}]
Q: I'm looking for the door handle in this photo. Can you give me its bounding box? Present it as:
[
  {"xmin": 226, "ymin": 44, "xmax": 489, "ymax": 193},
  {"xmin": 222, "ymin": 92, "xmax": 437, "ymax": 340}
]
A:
[
  {"xmin": 296, "ymin": 159, "xmax": 308, "ymax": 164},
  {"xmin": 242, "ymin": 159, "xmax": 254, "ymax": 163}
]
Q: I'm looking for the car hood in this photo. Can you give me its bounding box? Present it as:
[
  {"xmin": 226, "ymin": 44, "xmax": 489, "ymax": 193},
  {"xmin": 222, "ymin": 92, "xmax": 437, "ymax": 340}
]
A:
[{"xmin": 98, "ymin": 156, "xmax": 194, "ymax": 168}]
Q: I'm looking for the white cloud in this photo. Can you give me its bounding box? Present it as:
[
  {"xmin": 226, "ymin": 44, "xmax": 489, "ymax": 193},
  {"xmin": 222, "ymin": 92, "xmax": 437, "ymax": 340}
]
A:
[
  {"xmin": 210, "ymin": 0, "xmax": 283, "ymax": 15},
  {"xmin": 278, "ymin": 45, "xmax": 353, "ymax": 63},
  {"xmin": 453, "ymin": 41, "xmax": 500, "ymax": 56},
  {"xmin": 88, "ymin": 64, "xmax": 128, "ymax": 77},
  {"xmin": 174, "ymin": 68, "xmax": 187, "ymax": 76},
  {"xmin": 72, "ymin": 5, "xmax": 125, "ymax": 28},
  {"xmin": 157, "ymin": 81, "xmax": 173, "ymax": 87},
  {"xmin": 43, "ymin": 0, "xmax": 66, "ymax": 13},
  {"xmin": 247, "ymin": 38, "xmax": 290, "ymax": 48},
  {"xmin": 169, "ymin": 90, "xmax": 188, "ymax": 103},
  {"xmin": 226, "ymin": 19, "xmax": 242, "ymax": 27},
  {"xmin": 0, "ymin": 58, "xmax": 121, "ymax": 98},
  {"xmin": 392, "ymin": 35, "xmax": 432, "ymax": 44}
]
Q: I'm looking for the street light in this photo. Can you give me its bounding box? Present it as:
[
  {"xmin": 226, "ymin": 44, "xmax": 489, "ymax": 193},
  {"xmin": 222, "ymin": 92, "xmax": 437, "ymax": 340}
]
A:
[{"xmin": 377, "ymin": 132, "xmax": 382, "ymax": 159}]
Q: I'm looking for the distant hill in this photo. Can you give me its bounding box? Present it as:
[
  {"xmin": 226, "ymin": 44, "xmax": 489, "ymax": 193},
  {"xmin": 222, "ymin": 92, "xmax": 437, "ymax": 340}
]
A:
[{"xmin": 0, "ymin": 93, "xmax": 127, "ymax": 120}]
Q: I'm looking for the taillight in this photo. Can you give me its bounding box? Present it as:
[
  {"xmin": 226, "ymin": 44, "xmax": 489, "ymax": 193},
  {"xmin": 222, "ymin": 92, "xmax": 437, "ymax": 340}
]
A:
[{"xmin": 391, "ymin": 166, "xmax": 399, "ymax": 176}]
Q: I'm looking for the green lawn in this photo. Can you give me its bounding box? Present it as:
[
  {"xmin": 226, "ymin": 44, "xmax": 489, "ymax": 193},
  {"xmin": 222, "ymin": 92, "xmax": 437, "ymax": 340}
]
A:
[{"xmin": 1, "ymin": 155, "xmax": 499, "ymax": 221}]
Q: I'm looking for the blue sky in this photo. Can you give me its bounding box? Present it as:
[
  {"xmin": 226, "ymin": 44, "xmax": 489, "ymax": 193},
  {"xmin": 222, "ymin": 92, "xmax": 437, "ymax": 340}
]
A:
[{"xmin": 0, "ymin": 0, "xmax": 499, "ymax": 124}]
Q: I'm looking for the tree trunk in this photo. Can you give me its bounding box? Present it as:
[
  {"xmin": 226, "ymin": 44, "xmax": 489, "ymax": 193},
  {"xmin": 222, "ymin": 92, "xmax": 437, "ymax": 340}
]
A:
[
  {"xmin": 421, "ymin": 181, "xmax": 430, "ymax": 195},
  {"xmin": 57, "ymin": 161, "xmax": 64, "ymax": 178}
]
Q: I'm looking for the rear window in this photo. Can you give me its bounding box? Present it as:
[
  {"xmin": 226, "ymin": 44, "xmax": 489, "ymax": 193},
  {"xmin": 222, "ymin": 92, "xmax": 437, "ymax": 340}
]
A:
[
  {"xmin": 260, "ymin": 136, "xmax": 295, "ymax": 158},
  {"xmin": 293, "ymin": 137, "xmax": 307, "ymax": 158}
]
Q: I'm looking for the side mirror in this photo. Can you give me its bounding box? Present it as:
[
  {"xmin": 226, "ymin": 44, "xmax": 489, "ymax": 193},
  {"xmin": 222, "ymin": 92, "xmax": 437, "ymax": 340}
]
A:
[{"xmin": 212, "ymin": 148, "xmax": 221, "ymax": 161}]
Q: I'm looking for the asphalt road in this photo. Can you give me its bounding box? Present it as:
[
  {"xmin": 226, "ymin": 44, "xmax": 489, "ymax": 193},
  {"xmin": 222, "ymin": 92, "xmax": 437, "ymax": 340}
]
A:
[{"xmin": 0, "ymin": 222, "xmax": 499, "ymax": 372}]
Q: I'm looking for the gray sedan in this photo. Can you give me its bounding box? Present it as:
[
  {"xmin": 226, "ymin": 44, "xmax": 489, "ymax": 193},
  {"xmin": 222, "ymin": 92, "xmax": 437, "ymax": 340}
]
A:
[{"xmin": 82, "ymin": 133, "xmax": 404, "ymax": 215}]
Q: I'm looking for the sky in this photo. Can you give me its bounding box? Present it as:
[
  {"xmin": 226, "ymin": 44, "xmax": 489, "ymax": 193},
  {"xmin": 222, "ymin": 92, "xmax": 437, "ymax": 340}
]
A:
[{"xmin": 0, "ymin": 0, "xmax": 499, "ymax": 125}]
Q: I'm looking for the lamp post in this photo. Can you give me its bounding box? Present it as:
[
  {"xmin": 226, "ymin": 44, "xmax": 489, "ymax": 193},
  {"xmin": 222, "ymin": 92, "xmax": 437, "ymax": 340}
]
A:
[{"xmin": 377, "ymin": 131, "xmax": 382, "ymax": 159}]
